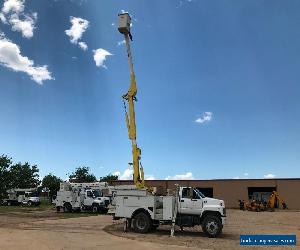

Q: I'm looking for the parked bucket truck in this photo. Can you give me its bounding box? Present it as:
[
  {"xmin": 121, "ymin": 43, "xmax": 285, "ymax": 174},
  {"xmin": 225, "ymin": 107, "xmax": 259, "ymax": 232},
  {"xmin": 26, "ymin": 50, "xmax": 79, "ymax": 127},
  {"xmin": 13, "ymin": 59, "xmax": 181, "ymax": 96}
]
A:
[
  {"xmin": 55, "ymin": 182, "xmax": 110, "ymax": 213},
  {"xmin": 109, "ymin": 13, "xmax": 226, "ymax": 238},
  {"xmin": 3, "ymin": 188, "xmax": 40, "ymax": 206}
]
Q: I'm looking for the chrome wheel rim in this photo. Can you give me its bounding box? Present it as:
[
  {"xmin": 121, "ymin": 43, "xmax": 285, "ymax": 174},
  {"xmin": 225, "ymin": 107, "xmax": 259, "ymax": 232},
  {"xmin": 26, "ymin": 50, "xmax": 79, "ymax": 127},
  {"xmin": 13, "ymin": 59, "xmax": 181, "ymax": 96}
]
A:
[
  {"xmin": 206, "ymin": 220, "xmax": 218, "ymax": 235},
  {"xmin": 136, "ymin": 218, "xmax": 146, "ymax": 230}
]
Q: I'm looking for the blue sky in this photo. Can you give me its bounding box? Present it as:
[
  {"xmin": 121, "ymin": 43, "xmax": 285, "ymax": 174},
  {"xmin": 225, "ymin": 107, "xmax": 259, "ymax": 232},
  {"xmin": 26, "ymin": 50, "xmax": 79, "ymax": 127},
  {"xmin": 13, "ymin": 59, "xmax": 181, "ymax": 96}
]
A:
[{"xmin": 0, "ymin": 0, "xmax": 299, "ymax": 180}]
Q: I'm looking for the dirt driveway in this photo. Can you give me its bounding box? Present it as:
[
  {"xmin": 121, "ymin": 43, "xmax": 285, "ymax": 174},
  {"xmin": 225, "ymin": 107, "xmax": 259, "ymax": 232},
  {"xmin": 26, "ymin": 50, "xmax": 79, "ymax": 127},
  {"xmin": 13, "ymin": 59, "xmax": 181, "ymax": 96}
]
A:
[
  {"xmin": 0, "ymin": 209, "xmax": 195, "ymax": 250},
  {"xmin": 0, "ymin": 208, "xmax": 299, "ymax": 250}
]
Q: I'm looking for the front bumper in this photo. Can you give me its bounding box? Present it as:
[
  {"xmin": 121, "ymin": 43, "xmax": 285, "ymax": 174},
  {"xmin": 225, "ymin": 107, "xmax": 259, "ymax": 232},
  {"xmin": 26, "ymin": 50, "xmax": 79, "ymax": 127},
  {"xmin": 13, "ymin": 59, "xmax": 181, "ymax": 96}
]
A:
[{"xmin": 221, "ymin": 216, "xmax": 226, "ymax": 225}]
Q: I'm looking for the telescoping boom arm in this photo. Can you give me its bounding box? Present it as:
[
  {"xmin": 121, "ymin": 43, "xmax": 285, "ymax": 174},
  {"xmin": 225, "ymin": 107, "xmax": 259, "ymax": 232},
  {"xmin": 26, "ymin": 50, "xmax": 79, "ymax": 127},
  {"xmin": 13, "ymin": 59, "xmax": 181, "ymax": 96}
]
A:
[{"xmin": 118, "ymin": 13, "xmax": 145, "ymax": 189}]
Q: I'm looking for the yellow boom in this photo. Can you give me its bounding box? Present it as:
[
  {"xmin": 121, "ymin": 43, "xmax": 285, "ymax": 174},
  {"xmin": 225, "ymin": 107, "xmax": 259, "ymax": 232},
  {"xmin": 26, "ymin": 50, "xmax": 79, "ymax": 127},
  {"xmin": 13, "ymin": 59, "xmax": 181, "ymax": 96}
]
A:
[{"xmin": 118, "ymin": 13, "xmax": 145, "ymax": 189}]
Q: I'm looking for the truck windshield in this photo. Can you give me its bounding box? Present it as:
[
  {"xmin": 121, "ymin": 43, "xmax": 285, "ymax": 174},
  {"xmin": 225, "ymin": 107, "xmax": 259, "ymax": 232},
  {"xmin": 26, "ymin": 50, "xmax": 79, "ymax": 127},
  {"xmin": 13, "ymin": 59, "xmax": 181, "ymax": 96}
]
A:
[
  {"xmin": 92, "ymin": 190, "xmax": 101, "ymax": 198},
  {"xmin": 194, "ymin": 189, "xmax": 205, "ymax": 198},
  {"xmin": 28, "ymin": 192, "xmax": 38, "ymax": 197}
]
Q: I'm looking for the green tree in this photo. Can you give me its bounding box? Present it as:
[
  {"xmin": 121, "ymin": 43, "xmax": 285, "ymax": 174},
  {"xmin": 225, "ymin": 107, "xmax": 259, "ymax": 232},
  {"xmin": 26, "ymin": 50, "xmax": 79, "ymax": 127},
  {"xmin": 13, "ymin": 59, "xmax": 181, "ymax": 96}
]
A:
[
  {"xmin": 0, "ymin": 155, "xmax": 12, "ymax": 199},
  {"xmin": 100, "ymin": 174, "xmax": 118, "ymax": 184},
  {"xmin": 69, "ymin": 166, "xmax": 97, "ymax": 183},
  {"xmin": 42, "ymin": 174, "xmax": 62, "ymax": 198},
  {"xmin": 9, "ymin": 162, "xmax": 40, "ymax": 188},
  {"xmin": 0, "ymin": 156, "xmax": 40, "ymax": 199}
]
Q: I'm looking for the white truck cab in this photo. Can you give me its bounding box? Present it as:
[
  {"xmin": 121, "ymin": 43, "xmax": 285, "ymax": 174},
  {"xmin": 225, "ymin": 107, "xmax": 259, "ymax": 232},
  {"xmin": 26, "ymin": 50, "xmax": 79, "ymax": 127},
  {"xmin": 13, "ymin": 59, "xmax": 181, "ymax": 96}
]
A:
[{"xmin": 111, "ymin": 186, "xmax": 226, "ymax": 238}]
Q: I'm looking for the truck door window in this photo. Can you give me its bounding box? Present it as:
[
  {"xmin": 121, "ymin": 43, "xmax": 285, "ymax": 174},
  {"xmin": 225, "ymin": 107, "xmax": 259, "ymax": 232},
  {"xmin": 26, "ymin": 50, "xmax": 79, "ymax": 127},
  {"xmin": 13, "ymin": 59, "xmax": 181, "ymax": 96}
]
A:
[
  {"xmin": 182, "ymin": 188, "xmax": 191, "ymax": 198},
  {"xmin": 193, "ymin": 189, "xmax": 200, "ymax": 199}
]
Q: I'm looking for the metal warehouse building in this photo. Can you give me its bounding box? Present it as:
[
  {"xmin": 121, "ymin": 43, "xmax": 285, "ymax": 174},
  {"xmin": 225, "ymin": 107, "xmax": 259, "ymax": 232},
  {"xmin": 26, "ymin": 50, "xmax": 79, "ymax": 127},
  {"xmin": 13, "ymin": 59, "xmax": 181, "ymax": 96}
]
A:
[{"xmin": 112, "ymin": 178, "xmax": 300, "ymax": 209}]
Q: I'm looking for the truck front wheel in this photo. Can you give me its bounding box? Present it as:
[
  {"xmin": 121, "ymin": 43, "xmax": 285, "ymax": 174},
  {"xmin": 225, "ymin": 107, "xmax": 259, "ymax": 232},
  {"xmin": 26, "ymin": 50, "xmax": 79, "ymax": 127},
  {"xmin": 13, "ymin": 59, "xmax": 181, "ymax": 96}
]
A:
[
  {"xmin": 92, "ymin": 204, "xmax": 100, "ymax": 213},
  {"xmin": 132, "ymin": 212, "xmax": 151, "ymax": 233},
  {"xmin": 201, "ymin": 215, "xmax": 222, "ymax": 238}
]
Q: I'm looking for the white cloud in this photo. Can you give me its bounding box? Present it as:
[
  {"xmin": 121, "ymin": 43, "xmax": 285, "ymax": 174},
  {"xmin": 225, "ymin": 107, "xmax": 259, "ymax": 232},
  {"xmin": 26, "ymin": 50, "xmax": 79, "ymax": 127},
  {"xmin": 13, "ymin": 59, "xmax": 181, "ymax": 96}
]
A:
[
  {"xmin": 9, "ymin": 12, "xmax": 37, "ymax": 38},
  {"xmin": 264, "ymin": 173, "xmax": 276, "ymax": 179},
  {"xmin": 117, "ymin": 40, "xmax": 125, "ymax": 46},
  {"xmin": 93, "ymin": 48, "xmax": 112, "ymax": 68},
  {"xmin": 78, "ymin": 41, "xmax": 88, "ymax": 51},
  {"xmin": 177, "ymin": 0, "xmax": 193, "ymax": 8},
  {"xmin": 233, "ymin": 173, "xmax": 249, "ymax": 179},
  {"xmin": 113, "ymin": 169, "xmax": 133, "ymax": 180},
  {"xmin": 145, "ymin": 175, "xmax": 155, "ymax": 180},
  {"xmin": 0, "ymin": 0, "xmax": 37, "ymax": 39},
  {"xmin": 195, "ymin": 112, "xmax": 213, "ymax": 124},
  {"xmin": 65, "ymin": 16, "xmax": 89, "ymax": 44},
  {"xmin": 165, "ymin": 172, "xmax": 194, "ymax": 180},
  {"xmin": 2, "ymin": 0, "xmax": 24, "ymax": 14},
  {"xmin": 114, "ymin": 169, "xmax": 155, "ymax": 180},
  {"xmin": 0, "ymin": 13, "xmax": 7, "ymax": 23},
  {"xmin": 0, "ymin": 34, "xmax": 53, "ymax": 84}
]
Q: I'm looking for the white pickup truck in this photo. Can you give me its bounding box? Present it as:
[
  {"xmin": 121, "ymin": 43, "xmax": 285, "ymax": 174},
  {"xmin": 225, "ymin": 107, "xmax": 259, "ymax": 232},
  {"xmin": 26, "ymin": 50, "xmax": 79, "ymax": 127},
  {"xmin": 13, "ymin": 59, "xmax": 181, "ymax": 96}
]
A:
[{"xmin": 110, "ymin": 185, "xmax": 226, "ymax": 238}]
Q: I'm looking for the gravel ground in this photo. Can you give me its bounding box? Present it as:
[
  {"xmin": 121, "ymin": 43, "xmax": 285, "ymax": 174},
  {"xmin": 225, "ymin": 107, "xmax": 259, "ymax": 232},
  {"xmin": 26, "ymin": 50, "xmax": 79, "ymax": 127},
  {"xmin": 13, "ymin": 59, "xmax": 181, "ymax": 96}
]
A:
[
  {"xmin": 104, "ymin": 209, "xmax": 300, "ymax": 249},
  {"xmin": 0, "ymin": 207, "xmax": 299, "ymax": 249}
]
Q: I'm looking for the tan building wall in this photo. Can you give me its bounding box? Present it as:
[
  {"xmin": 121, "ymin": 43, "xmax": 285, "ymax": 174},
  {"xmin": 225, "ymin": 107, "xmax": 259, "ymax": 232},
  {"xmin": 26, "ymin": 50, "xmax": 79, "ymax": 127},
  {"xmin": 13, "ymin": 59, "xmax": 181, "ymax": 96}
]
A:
[{"xmin": 111, "ymin": 178, "xmax": 300, "ymax": 209}]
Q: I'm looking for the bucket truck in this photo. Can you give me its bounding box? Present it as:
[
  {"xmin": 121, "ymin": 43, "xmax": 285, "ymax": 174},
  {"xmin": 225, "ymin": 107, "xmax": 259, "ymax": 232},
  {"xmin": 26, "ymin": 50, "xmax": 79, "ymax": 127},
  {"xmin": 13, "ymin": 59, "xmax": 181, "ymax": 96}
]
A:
[
  {"xmin": 109, "ymin": 13, "xmax": 226, "ymax": 238},
  {"xmin": 55, "ymin": 182, "xmax": 110, "ymax": 213},
  {"xmin": 3, "ymin": 188, "xmax": 40, "ymax": 206}
]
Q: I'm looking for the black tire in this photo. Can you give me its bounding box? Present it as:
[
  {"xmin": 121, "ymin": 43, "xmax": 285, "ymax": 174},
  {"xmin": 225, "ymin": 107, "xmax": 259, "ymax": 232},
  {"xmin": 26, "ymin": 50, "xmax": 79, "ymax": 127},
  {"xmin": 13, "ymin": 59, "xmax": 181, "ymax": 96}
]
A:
[
  {"xmin": 201, "ymin": 215, "xmax": 222, "ymax": 238},
  {"xmin": 63, "ymin": 203, "xmax": 72, "ymax": 213},
  {"xmin": 132, "ymin": 212, "xmax": 151, "ymax": 233},
  {"xmin": 7, "ymin": 201, "xmax": 11, "ymax": 206},
  {"xmin": 92, "ymin": 204, "xmax": 99, "ymax": 213},
  {"xmin": 27, "ymin": 201, "xmax": 32, "ymax": 207},
  {"xmin": 56, "ymin": 206, "xmax": 61, "ymax": 212}
]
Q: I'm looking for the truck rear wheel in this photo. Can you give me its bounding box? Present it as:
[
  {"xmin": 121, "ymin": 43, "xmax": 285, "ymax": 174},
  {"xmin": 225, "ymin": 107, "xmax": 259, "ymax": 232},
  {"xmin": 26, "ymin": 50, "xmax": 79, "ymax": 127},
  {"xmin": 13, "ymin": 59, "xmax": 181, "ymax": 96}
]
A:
[
  {"xmin": 201, "ymin": 215, "xmax": 222, "ymax": 238},
  {"xmin": 63, "ymin": 203, "xmax": 72, "ymax": 213},
  {"xmin": 132, "ymin": 212, "xmax": 151, "ymax": 233}
]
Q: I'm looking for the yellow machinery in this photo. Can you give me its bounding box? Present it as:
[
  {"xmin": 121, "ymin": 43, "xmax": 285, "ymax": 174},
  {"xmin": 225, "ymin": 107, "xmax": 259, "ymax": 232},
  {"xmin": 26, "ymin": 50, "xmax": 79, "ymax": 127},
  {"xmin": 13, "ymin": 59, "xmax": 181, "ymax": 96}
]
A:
[
  {"xmin": 245, "ymin": 199, "xmax": 265, "ymax": 212},
  {"xmin": 118, "ymin": 13, "xmax": 145, "ymax": 189},
  {"xmin": 243, "ymin": 191, "xmax": 286, "ymax": 212},
  {"xmin": 267, "ymin": 191, "xmax": 284, "ymax": 210}
]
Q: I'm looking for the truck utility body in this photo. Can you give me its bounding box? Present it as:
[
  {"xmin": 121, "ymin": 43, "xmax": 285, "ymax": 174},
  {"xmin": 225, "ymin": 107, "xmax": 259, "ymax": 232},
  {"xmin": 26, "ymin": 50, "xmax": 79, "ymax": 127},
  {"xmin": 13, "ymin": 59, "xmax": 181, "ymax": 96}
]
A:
[
  {"xmin": 111, "ymin": 185, "xmax": 226, "ymax": 237},
  {"xmin": 4, "ymin": 188, "xmax": 40, "ymax": 206},
  {"xmin": 55, "ymin": 182, "xmax": 110, "ymax": 213}
]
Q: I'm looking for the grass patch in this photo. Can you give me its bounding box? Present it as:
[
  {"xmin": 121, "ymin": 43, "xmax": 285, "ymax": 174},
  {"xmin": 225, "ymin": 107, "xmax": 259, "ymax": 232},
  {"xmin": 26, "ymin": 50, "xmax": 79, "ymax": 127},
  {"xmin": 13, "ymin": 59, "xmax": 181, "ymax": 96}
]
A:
[
  {"xmin": 0, "ymin": 204, "xmax": 53, "ymax": 213},
  {"xmin": 58, "ymin": 212, "xmax": 100, "ymax": 219}
]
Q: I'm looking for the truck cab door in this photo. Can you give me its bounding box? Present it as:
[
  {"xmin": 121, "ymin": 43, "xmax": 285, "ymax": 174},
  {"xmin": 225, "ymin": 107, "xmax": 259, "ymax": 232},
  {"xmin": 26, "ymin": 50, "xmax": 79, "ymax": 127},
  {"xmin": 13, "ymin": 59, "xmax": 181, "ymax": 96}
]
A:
[
  {"xmin": 179, "ymin": 188, "xmax": 194, "ymax": 214},
  {"xmin": 84, "ymin": 190, "xmax": 94, "ymax": 206},
  {"xmin": 191, "ymin": 189, "xmax": 203, "ymax": 215}
]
